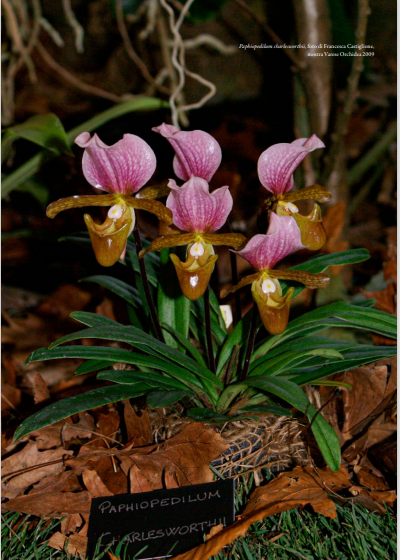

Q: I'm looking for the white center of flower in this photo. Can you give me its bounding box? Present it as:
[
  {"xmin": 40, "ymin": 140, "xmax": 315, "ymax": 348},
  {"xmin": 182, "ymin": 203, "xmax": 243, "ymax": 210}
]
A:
[
  {"xmin": 108, "ymin": 204, "xmax": 124, "ymax": 220},
  {"xmin": 261, "ymin": 279, "xmax": 277, "ymax": 295},
  {"xmin": 284, "ymin": 202, "xmax": 299, "ymax": 213},
  {"xmin": 189, "ymin": 242, "xmax": 205, "ymax": 258}
]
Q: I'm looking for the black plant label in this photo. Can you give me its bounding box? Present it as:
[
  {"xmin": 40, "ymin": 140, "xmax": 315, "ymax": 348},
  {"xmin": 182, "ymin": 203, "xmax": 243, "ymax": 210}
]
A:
[{"xmin": 87, "ymin": 478, "xmax": 235, "ymax": 559}]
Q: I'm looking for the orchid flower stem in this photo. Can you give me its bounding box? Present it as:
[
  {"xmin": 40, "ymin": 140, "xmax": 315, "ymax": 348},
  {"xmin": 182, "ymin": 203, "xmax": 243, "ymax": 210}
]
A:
[
  {"xmin": 132, "ymin": 228, "xmax": 165, "ymax": 343},
  {"xmin": 225, "ymin": 220, "xmax": 241, "ymax": 322},
  {"xmin": 229, "ymin": 251, "xmax": 242, "ymax": 323},
  {"xmin": 240, "ymin": 304, "xmax": 259, "ymax": 381},
  {"xmin": 203, "ymin": 286, "xmax": 216, "ymax": 374}
]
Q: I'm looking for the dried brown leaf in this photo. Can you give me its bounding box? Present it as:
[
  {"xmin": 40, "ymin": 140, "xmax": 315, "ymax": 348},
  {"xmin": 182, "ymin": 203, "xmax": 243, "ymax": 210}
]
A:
[
  {"xmin": 31, "ymin": 372, "xmax": 50, "ymax": 404},
  {"xmin": 61, "ymin": 514, "xmax": 84, "ymax": 536},
  {"xmin": 4, "ymin": 490, "xmax": 91, "ymax": 516},
  {"xmin": 129, "ymin": 423, "xmax": 229, "ymax": 489},
  {"xmin": 129, "ymin": 464, "xmax": 153, "ymax": 494},
  {"xmin": 123, "ymin": 401, "xmax": 152, "ymax": 446},
  {"xmin": 82, "ymin": 467, "xmax": 113, "ymax": 498},
  {"xmin": 1, "ymin": 441, "xmax": 73, "ymax": 499}
]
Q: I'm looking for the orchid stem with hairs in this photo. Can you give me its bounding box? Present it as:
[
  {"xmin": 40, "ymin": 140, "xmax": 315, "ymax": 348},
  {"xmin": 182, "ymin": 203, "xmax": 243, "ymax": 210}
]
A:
[
  {"xmin": 240, "ymin": 304, "xmax": 259, "ymax": 382},
  {"xmin": 204, "ymin": 286, "xmax": 216, "ymax": 374},
  {"xmin": 133, "ymin": 228, "xmax": 165, "ymax": 343}
]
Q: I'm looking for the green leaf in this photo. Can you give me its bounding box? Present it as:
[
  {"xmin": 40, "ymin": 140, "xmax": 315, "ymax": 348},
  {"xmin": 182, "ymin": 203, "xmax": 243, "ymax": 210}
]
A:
[
  {"xmin": 70, "ymin": 311, "xmax": 122, "ymax": 328},
  {"xmin": 14, "ymin": 383, "xmax": 150, "ymax": 440},
  {"xmin": 80, "ymin": 275, "xmax": 142, "ymax": 308},
  {"xmin": 235, "ymin": 404, "xmax": 292, "ymax": 416},
  {"xmin": 190, "ymin": 297, "xmax": 227, "ymax": 347},
  {"xmin": 254, "ymin": 302, "xmax": 397, "ymax": 357},
  {"xmin": 75, "ymin": 359, "xmax": 117, "ymax": 375},
  {"xmin": 161, "ymin": 322, "xmax": 208, "ymax": 368},
  {"xmin": 249, "ymin": 349, "xmax": 344, "ymax": 378},
  {"xmin": 147, "ymin": 389, "xmax": 189, "ymax": 408},
  {"xmin": 157, "ymin": 248, "xmax": 190, "ymax": 349},
  {"xmin": 279, "ymin": 249, "xmax": 370, "ymax": 298},
  {"xmin": 243, "ymin": 376, "xmax": 341, "ymax": 471},
  {"xmin": 217, "ymin": 308, "xmax": 253, "ymax": 376},
  {"xmin": 46, "ymin": 325, "xmax": 222, "ymax": 391},
  {"xmin": 28, "ymin": 345, "xmax": 211, "ymax": 394},
  {"xmin": 97, "ymin": 369, "xmax": 188, "ymax": 391},
  {"xmin": 186, "ymin": 408, "xmax": 232, "ymax": 423},
  {"xmin": 2, "ymin": 113, "xmax": 72, "ymax": 157}
]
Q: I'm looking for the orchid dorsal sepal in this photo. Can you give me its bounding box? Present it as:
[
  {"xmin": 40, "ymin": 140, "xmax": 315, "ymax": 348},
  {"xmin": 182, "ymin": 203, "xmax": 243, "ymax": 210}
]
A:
[
  {"xmin": 135, "ymin": 184, "xmax": 171, "ymax": 200},
  {"xmin": 138, "ymin": 232, "xmax": 197, "ymax": 258},
  {"xmin": 46, "ymin": 194, "xmax": 119, "ymax": 219},
  {"xmin": 202, "ymin": 232, "xmax": 248, "ymax": 250},
  {"xmin": 124, "ymin": 196, "xmax": 173, "ymax": 225},
  {"xmin": 281, "ymin": 185, "xmax": 332, "ymax": 204},
  {"xmin": 268, "ymin": 268, "xmax": 330, "ymax": 289},
  {"xmin": 220, "ymin": 271, "xmax": 262, "ymax": 299}
]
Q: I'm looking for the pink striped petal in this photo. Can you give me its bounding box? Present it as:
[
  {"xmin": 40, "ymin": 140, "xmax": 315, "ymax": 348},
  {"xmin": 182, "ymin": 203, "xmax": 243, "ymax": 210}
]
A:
[
  {"xmin": 236, "ymin": 213, "xmax": 305, "ymax": 270},
  {"xmin": 257, "ymin": 134, "xmax": 325, "ymax": 197},
  {"xmin": 152, "ymin": 123, "xmax": 222, "ymax": 182},
  {"xmin": 75, "ymin": 132, "xmax": 156, "ymax": 195},
  {"xmin": 166, "ymin": 177, "xmax": 232, "ymax": 233}
]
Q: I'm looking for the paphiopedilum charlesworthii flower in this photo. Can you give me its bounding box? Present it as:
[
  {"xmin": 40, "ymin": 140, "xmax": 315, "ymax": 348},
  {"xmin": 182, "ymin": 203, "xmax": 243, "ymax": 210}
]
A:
[
  {"xmin": 258, "ymin": 135, "xmax": 331, "ymax": 251},
  {"xmin": 152, "ymin": 123, "xmax": 222, "ymax": 182},
  {"xmin": 140, "ymin": 176, "xmax": 246, "ymax": 300},
  {"xmin": 46, "ymin": 132, "xmax": 172, "ymax": 267},
  {"xmin": 221, "ymin": 213, "xmax": 330, "ymax": 334}
]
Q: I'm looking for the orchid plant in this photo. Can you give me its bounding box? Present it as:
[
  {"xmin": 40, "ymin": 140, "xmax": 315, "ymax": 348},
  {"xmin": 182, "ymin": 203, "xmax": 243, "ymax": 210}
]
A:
[{"xmin": 16, "ymin": 124, "xmax": 397, "ymax": 472}]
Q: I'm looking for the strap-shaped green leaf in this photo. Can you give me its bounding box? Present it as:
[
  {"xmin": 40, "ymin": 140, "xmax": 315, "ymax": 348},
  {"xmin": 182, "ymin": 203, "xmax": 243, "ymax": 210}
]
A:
[
  {"xmin": 41, "ymin": 325, "xmax": 223, "ymax": 391},
  {"xmin": 249, "ymin": 348, "xmax": 344, "ymax": 378},
  {"xmin": 81, "ymin": 275, "xmax": 142, "ymax": 308},
  {"xmin": 14, "ymin": 383, "xmax": 151, "ymax": 441},
  {"xmin": 243, "ymin": 376, "xmax": 341, "ymax": 471},
  {"xmin": 27, "ymin": 345, "xmax": 211, "ymax": 394},
  {"xmin": 97, "ymin": 370, "xmax": 188, "ymax": 391},
  {"xmin": 157, "ymin": 248, "xmax": 190, "ymax": 349},
  {"xmin": 70, "ymin": 311, "xmax": 122, "ymax": 328},
  {"xmin": 279, "ymin": 249, "xmax": 370, "ymax": 298},
  {"xmin": 216, "ymin": 308, "xmax": 253, "ymax": 376},
  {"xmin": 147, "ymin": 389, "xmax": 190, "ymax": 408},
  {"xmin": 161, "ymin": 322, "xmax": 207, "ymax": 368}
]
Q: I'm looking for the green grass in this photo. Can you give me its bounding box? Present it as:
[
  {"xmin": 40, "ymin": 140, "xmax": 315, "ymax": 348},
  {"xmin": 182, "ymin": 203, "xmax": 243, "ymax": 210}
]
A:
[{"xmin": 2, "ymin": 487, "xmax": 396, "ymax": 560}]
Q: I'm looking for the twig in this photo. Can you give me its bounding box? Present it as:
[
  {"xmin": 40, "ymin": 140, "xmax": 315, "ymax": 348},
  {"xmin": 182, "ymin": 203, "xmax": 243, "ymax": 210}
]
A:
[
  {"xmin": 62, "ymin": 0, "xmax": 85, "ymax": 53},
  {"xmin": 233, "ymin": 0, "xmax": 306, "ymax": 70},
  {"xmin": 115, "ymin": 0, "xmax": 170, "ymax": 95},
  {"xmin": 156, "ymin": 6, "xmax": 179, "ymax": 95},
  {"xmin": 204, "ymin": 286, "xmax": 216, "ymax": 374},
  {"xmin": 321, "ymin": 0, "xmax": 371, "ymax": 190},
  {"xmin": 132, "ymin": 228, "xmax": 165, "ymax": 343},
  {"xmin": 35, "ymin": 41, "xmax": 126, "ymax": 103},
  {"xmin": 239, "ymin": 304, "xmax": 259, "ymax": 381}
]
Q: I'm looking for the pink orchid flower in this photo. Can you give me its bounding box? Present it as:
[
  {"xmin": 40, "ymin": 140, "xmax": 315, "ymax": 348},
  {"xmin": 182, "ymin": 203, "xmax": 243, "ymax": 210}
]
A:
[
  {"xmin": 221, "ymin": 213, "xmax": 329, "ymax": 334},
  {"xmin": 46, "ymin": 132, "xmax": 172, "ymax": 267},
  {"xmin": 140, "ymin": 175, "xmax": 246, "ymax": 300},
  {"xmin": 258, "ymin": 135, "xmax": 331, "ymax": 251},
  {"xmin": 152, "ymin": 123, "xmax": 222, "ymax": 182}
]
